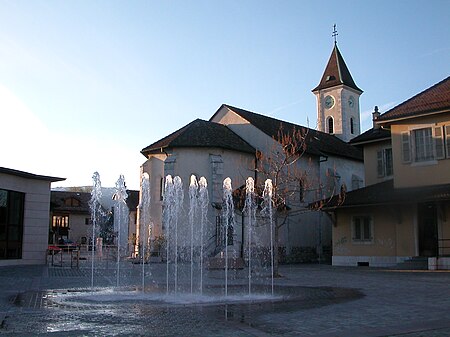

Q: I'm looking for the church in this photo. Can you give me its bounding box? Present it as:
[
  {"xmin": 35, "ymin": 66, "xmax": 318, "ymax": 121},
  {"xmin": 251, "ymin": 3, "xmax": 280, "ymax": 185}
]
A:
[{"xmin": 138, "ymin": 42, "xmax": 365, "ymax": 263}]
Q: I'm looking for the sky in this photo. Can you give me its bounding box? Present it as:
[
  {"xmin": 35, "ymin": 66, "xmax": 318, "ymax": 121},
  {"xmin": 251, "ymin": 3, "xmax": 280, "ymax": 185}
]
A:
[{"xmin": 0, "ymin": 1, "xmax": 449, "ymax": 190}]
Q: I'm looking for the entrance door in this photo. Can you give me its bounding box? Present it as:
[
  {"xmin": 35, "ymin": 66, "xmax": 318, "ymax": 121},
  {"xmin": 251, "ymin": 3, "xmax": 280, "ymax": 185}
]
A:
[{"xmin": 418, "ymin": 203, "xmax": 438, "ymax": 257}]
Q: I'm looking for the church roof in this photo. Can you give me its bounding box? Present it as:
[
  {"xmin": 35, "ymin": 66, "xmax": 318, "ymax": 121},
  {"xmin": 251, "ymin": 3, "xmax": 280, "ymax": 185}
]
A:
[
  {"xmin": 377, "ymin": 76, "xmax": 450, "ymax": 123},
  {"xmin": 312, "ymin": 44, "xmax": 362, "ymax": 93},
  {"xmin": 141, "ymin": 118, "xmax": 255, "ymax": 157},
  {"xmin": 220, "ymin": 104, "xmax": 363, "ymax": 161}
]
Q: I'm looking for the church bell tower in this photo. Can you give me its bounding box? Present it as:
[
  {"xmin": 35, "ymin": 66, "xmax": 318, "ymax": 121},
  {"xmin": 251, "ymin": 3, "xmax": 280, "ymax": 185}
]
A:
[{"xmin": 312, "ymin": 27, "xmax": 363, "ymax": 142}]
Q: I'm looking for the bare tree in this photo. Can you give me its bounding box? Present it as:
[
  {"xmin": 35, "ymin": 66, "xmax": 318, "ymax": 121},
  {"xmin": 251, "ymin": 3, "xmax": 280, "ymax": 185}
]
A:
[{"xmin": 255, "ymin": 125, "xmax": 343, "ymax": 276}]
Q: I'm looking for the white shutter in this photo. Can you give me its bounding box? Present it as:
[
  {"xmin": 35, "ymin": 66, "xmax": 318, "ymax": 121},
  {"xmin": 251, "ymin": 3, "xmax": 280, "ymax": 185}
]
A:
[
  {"xmin": 445, "ymin": 125, "xmax": 450, "ymax": 158},
  {"xmin": 401, "ymin": 131, "xmax": 411, "ymax": 163},
  {"xmin": 434, "ymin": 126, "xmax": 445, "ymax": 159},
  {"xmin": 377, "ymin": 150, "xmax": 385, "ymax": 177}
]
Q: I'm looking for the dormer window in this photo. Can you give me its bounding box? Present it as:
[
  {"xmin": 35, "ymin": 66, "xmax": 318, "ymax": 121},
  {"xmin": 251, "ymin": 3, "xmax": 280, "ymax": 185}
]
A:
[
  {"xmin": 64, "ymin": 197, "xmax": 80, "ymax": 207},
  {"xmin": 326, "ymin": 75, "xmax": 335, "ymax": 82}
]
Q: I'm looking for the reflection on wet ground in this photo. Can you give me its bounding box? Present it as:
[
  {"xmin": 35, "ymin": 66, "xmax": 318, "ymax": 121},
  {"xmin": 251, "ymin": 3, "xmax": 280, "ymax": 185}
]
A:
[{"xmin": 8, "ymin": 285, "xmax": 363, "ymax": 336}]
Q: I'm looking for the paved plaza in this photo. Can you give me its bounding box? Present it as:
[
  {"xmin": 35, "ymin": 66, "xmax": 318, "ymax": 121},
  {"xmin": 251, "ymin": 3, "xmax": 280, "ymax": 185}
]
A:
[{"xmin": 0, "ymin": 258, "xmax": 449, "ymax": 336}]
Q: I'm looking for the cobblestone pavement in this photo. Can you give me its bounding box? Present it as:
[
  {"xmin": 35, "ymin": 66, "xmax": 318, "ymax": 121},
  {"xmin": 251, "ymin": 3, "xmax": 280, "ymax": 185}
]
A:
[{"xmin": 0, "ymin": 262, "xmax": 449, "ymax": 336}]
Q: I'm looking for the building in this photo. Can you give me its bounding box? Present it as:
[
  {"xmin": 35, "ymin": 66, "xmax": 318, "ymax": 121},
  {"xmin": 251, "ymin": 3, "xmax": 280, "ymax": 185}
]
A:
[
  {"xmin": 50, "ymin": 191, "xmax": 92, "ymax": 246},
  {"xmin": 51, "ymin": 189, "xmax": 139, "ymax": 255},
  {"xmin": 139, "ymin": 43, "xmax": 365, "ymax": 263},
  {"xmin": 0, "ymin": 167, "xmax": 65, "ymax": 266},
  {"xmin": 324, "ymin": 76, "xmax": 450, "ymax": 269}
]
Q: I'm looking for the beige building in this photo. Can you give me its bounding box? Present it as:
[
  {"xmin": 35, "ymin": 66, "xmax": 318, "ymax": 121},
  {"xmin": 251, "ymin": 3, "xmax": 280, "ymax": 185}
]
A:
[
  {"xmin": 325, "ymin": 76, "xmax": 450, "ymax": 269},
  {"xmin": 50, "ymin": 191, "xmax": 92, "ymax": 246},
  {"xmin": 0, "ymin": 167, "xmax": 64, "ymax": 266},
  {"xmin": 51, "ymin": 189, "xmax": 139, "ymax": 255}
]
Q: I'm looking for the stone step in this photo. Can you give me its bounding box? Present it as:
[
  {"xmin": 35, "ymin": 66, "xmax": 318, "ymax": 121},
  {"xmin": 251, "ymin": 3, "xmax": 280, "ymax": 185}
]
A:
[{"xmin": 395, "ymin": 257, "xmax": 429, "ymax": 270}]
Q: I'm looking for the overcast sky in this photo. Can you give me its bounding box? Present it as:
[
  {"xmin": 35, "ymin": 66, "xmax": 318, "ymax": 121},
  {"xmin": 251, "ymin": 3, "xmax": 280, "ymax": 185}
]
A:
[{"xmin": 0, "ymin": 0, "xmax": 449, "ymax": 190}]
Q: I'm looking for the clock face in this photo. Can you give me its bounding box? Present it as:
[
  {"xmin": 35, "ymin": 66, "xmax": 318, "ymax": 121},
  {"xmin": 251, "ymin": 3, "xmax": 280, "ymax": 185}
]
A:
[
  {"xmin": 348, "ymin": 96, "xmax": 355, "ymax": 108},
  {"xmin": 324, "ymin": 95, "xmax": 335, "ymax": 109}
]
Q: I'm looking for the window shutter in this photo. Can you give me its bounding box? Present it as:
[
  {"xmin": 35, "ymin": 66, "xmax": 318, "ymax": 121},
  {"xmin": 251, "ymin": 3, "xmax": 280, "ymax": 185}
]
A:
[
  {"xmin": 445, "ymin": 125, "xmax": 450, "ymax": 158},
  {"xmin": 434, "ymin": 126, "xmax": 445, "ymax": 159},
  {"xmin": 377, "ymin": 150, "xmax": 385, "ymax": 177},
  {"xmin": 385, "ymin": 148, "xmax": 393, "ymax": 176},
  {"xmin": 401, "ymin": 131, "xmax": 411, "ymax": 163}
]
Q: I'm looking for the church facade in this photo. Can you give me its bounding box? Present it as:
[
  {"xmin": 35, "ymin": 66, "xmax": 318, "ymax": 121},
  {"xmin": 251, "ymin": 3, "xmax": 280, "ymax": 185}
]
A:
[{"xmin": 138, "ymin": 43, "xmax": 365, "ymax": 263}]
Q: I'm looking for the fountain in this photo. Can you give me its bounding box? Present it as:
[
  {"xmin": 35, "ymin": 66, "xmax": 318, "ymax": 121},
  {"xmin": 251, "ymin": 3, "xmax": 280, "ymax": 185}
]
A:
[
  {"xmin": 244, "ymin": 177, "xmax": 256, "ymax": 296},
  {"xmin": 222, "ymin": 177, "xmax": 234, "ymax": 297},
  {"xmin": 198, "ymin": 176, "xmax": 208, "ymax": 295},
  {"xmin": 88, "ymin": 171, "xmax": 102, "ymax": 288},
  {"xmin": 31, "ymin": 172, "xmax": 364, "ymax": 327},
  {"xmin": 163, "ymin": 175, "xmax": 185, "ymax": 294},
  {"xmin": 188, "ymin": 175, "xmax": 198, "ymax": 294},
  {"xmin": 262, "ymin": 179, "xmax": 274, "ymax": 295},
  {"xmin": 113, "ymin": 175, "xmax": 129, "ymax": 287},
  {"xmin": 80, "ymin": 174, "xmax": 279, "ymax": 305},
  {"xmin": 138, "ymin": 172, "xmax": 151, "ymax": 291}
]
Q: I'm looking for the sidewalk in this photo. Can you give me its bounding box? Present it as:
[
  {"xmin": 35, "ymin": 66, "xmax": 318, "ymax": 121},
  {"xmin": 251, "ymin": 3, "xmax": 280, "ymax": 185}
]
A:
[{"xmin": 0, "ymin": 263, "xmax": 449, "ymax": 336}]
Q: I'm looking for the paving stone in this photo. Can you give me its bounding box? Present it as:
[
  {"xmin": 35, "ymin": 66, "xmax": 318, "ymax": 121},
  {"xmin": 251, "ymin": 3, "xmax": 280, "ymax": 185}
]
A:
[{"xmin": 0, "ymin": 264, "xmax": 449, "ymax": 336}]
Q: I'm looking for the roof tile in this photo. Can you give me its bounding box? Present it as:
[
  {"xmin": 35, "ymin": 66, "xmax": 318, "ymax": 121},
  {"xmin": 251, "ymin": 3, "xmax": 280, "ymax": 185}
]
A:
[
  {"xmin": 377, "ymin": 76, "xmax": 450, "ymax": 122},
  {"xmin": 141, "ymin": 119, "xmax": 255, "ymax": 156},
  {"xmin": 223, "ymin": 105, "xmax": 363, "ymax": 161}
]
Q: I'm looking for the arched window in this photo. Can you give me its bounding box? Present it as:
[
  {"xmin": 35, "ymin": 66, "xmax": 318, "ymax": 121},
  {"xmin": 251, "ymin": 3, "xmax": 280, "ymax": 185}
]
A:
[
  {"xmin": 350, "ymin": 117, "xmax": 354, "ymax": 134},
  {"xmin": 327, "ymin": 116, "xmax": 334, "ymax": 134}
]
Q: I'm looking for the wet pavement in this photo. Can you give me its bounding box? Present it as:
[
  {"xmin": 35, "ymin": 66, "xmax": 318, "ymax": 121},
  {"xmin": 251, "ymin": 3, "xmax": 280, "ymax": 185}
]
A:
[{"xmin": 0, "ymin": 261, "xmax": 449, "ymax": 336}]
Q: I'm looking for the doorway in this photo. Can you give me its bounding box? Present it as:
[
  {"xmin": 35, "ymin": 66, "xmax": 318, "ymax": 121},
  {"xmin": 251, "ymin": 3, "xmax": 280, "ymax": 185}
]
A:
[{"xmin": 418, "ymin": 203, "xmax": 438, "ymax": 257}]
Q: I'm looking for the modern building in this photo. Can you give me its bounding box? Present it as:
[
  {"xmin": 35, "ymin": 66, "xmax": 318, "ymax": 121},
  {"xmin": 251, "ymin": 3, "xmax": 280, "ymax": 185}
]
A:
[{"xmin": 0, "ymin": 167, "xmax": 65, "ymax": 266}]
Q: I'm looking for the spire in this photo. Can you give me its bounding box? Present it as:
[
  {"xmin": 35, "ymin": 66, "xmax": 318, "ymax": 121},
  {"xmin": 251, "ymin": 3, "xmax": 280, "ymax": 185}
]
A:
[{"xmin": 312, "ymin": 43, "xmax": 363, "ymax": 93}]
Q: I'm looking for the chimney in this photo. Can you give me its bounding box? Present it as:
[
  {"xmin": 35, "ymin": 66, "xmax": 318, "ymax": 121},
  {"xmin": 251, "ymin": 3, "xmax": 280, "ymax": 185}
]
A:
[{"xmin": 372, "ymin": 106, "xmax": 380, "ymax": 129}]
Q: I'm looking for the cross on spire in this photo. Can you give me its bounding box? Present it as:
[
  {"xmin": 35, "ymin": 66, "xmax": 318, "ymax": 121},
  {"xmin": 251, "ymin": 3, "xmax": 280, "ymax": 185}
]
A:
[{"xmin": 332, "ymin": 24, "xmax": 338, "ymax": 44}]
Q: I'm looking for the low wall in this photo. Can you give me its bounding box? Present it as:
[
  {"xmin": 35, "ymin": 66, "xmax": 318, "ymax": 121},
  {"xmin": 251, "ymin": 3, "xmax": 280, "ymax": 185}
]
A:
[{"xmin": 428, "ymin": 257, "xmax": 450, "ymax": 270}]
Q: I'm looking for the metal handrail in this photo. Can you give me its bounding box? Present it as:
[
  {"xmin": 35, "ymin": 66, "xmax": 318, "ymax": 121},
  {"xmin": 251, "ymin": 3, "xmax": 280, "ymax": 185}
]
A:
[{"xmin": 437, "ymin": 238, "xmax": 450, "ymax": 257}]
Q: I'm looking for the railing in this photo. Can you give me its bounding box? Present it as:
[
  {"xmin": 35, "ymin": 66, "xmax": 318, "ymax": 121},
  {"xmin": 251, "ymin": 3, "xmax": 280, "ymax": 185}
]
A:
[
  {"xmin": 47, "ymin": 246, "xmax": 80, "ymax": 268},
  {"xmin": 438, "ymin": 238, "xmax": 450, "ymax": 257}
]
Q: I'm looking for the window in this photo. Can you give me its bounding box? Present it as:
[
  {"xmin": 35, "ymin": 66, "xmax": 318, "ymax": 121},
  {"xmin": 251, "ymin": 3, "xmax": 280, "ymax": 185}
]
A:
[
  {"xmin": 0, "ymin": 189, "xmax": 25, "ymax": 259},
  {"xmin": 401, "ymin": 131, "xmax": 411, "ymax": 162},
  {"xmin": 215, "ymin": 215, "xmax": 234, "ymax": 246},
  {"xmin": 351, "ymin": 174, "xmax": 363, "ymax": 190},
  {"xmin": 64, "ymin": 198, "xmax": 80, "ymax": 207},
  {"xmin": 52, "ymin": 215, "xmax": 69, "ymax": 228},
  {"xmin": 352, "ymin": 215, "xmax": 373, "ymax": 243},
  {"xmin": 402, "ymin": 126, "xmax": 447, "ymax": 163},
  {"xmin": 299, "ymin": 179, "xmax": 305, "ymax": 202},
  {"xmin": 414, "ymin": 128, "xmax": 434, "ymax": 162},
  {"xmin": 327, "ymin": 117, "xmax": 334, "ymax": 134},
  {"xmin": 377, "ymin": 148, "xmax": 393, "ymax": 177},
  {"xmin": 350, "ymin": 117, "xmax": 354, "ymax": 134}
]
